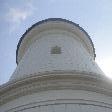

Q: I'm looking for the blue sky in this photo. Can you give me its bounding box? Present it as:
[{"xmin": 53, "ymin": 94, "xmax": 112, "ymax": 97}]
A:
[{"xmin": 0, "ymin": 0, "xmax": 112, "ymax": 84}]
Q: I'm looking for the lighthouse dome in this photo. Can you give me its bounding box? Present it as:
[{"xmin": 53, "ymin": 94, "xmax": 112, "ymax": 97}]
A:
[{"xmin": 10, "ymin": 18, "xmax": 104, "ymax": 81}]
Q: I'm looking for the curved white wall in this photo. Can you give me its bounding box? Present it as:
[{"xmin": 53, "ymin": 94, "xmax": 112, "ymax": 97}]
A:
[
  {"xmin": 10, "ymin": 30, "xmax": 103, "ymax": 80},
  {"xmin": 1, "ymin": 90, "xmax": 112, "ymax": 112}
]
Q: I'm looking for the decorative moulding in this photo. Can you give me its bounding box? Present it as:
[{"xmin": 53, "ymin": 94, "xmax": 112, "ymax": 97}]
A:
[{"xmin": 0, "ymin": 70, "xmax": 112, "ymax": 105}]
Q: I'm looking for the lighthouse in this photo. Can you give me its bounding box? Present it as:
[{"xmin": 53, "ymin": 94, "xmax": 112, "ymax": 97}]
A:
[{"xmin": 0, "ymin": 18, "xmax": 112, "ymax": 112}]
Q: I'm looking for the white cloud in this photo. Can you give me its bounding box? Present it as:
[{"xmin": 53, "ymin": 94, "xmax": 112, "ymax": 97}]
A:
[
  {"xmin": 6, "ymin": 8, "xmax": 31, "ymax": 24},
  {"xmin": 5, "ymin": 1, "xmax": 35, "ymax": 33},
  {"xmin": 5, "ymin": 7, "xmax": 32, "ymax": 33}
]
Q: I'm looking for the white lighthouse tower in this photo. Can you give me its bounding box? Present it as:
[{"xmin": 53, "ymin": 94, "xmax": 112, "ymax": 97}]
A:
[{"xmin": 0, "ymin": 18, "xmax": 112, "ymax": 112}]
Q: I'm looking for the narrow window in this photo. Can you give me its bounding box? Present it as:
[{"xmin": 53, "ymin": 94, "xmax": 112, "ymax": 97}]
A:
[{"xmin": 51, "ymin": 46, "xmax": 61, "ymax": 54}]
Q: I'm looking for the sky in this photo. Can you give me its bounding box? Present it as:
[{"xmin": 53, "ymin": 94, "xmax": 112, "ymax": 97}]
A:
[{"xmin": 0, "ymin": 0, "xmax": 112, "ymax": 84}]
